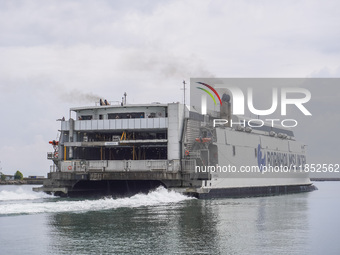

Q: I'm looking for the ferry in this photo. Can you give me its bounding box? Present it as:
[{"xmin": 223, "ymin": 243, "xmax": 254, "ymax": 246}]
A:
[{"xmin": 34, "ymin": 88, "xmax": 316, "ymax": 198}]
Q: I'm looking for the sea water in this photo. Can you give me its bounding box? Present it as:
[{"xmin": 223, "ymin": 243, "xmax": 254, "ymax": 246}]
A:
[{"xmin": 0, "ymin": 182, "xmax": 339, "ymax": 255}]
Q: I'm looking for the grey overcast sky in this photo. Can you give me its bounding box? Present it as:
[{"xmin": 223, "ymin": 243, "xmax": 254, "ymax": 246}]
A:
[{"xmin": 0, "ymin": 0, "xmax": 339, "ymax": 176}]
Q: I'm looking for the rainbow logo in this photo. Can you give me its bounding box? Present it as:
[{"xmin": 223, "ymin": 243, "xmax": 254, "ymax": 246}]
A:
[{"xmin": 196, "ymin": 82, "xmax": 222, "ymax": 105}]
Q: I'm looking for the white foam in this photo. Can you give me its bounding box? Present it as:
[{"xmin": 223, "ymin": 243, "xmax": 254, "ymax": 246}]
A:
[
  {"xmin": 0, "ymin": 187, "xmax": 54, "ymax": 201},
  {"xmin": 0, "ymin": 187, "xmax": 194, "ymax": 216}
]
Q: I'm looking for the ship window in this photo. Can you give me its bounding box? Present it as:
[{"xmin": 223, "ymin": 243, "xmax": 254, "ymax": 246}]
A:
[
  {"xmin": 233, "ymin": 146, "xmax": 236, "ymax": 156},
  {"xmin": 99, "ymin": 115, "xmax": 103, "ymax": 120},
  {"xmin": 108, "ymin": 112, "xmax": 145, "ymax": 119},
  {"xmin": 80, "ymin": 115, "xmax": 92, "ymax": 120}
]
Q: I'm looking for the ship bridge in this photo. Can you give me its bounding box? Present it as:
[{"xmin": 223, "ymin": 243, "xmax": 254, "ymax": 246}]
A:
[{"xmin": 53, "ymin": 103, "xmax": 184, "ymax": 166}]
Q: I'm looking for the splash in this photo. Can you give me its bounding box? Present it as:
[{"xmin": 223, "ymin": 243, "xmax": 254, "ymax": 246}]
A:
[
  {"xmin": 0, "ymin": 187, "xmax": 194, "ymax": 216},
  {"xmin": 0, "ymin": 187, "xmax": 54, "ymax": 201}
]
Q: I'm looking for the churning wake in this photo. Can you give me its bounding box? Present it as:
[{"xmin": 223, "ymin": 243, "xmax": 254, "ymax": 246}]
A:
[
  {"xmin": 0, "ymin": 186, "xmax": 193, "ymax": 216},
  {"xmin": 0, "ymin": 187, "xmax": 54, "ymax": 201}
]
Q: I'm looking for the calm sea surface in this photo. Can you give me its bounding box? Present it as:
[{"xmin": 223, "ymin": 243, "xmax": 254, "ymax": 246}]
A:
[{"xmin": 0, "ymin": 182, "xmax": 339, "ymax": 255}]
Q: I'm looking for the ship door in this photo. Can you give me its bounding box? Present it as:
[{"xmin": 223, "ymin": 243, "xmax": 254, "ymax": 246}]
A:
[
  {"xmin": 200, "ymin": 150, "xmax": 209, "ymax": 166},
  {"xmin": 125, "ymin": 160, "xmax": 131, "ymax": 171},
  {"xmin": 208, "ymin": 144, "xmax": 218, "ymax": 165}
]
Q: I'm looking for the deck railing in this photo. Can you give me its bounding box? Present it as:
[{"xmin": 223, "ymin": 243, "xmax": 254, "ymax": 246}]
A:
[{"xmin": 61, "ymin": 118, "xmax": 168, "ymax": 131}]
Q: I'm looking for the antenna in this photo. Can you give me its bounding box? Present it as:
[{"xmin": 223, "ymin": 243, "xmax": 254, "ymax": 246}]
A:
[
  {"xmin": 181, "ymin": 80, "xmax": 187, "ymax": 118},
  {"xmin": 181, "ymin": 80, "xmax": 186, "ymax": 106},
  {"xmin": 124, "ymin": 92, "xmax": 127, "ymax": 105}
]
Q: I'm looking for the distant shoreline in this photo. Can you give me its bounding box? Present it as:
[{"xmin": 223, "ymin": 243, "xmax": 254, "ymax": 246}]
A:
[
  {"xmin": 0, "ymin": 180, "xmax": 27, "ymax": 185},
  {"xmin": 0, "ymin": 179, "xmax": 45, "ymax": 185}
]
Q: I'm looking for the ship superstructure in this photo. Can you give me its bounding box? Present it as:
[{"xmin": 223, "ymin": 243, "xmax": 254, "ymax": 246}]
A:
[{"xmin": 35, "ymin": 93, "xmax": 316, "ymax": 197}]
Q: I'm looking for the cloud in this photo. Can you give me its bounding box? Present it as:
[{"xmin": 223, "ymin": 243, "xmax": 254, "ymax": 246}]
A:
[
  {"xmin": 1, "ymin": 0, "xmax": 340, "ymax": 175},
  {"xmin": 0, "ymin": 135, "xmax": 51, "ymax": 176},
  {"xmin": 309, "ymin": 66, "xmax": 340, "ymax": 77}
]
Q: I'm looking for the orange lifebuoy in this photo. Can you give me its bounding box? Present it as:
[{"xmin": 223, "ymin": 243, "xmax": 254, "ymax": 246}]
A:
[
  {"xmin": 195, "ymin": 138, "xmax": 211, "ymax": 143},
  {"xmin": 68, "ymin": 165, "xmax": 72, "ymax": 170},
  {"xmin": 54, "ymin": 152, "xmax": 59, "ymax": 158},
  {"xmin": 185, "ymin": 150, "xmax": 190, "ymax": 156}
]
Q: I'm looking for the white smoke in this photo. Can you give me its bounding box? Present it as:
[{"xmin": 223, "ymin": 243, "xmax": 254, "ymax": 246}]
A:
[
  {"xmin": 121, "ymin": 50, "xmax": 215, "ymax": 79},
  {"xmin": 58, "ymin": 89, "xmax": 102, "ymax": 103}
]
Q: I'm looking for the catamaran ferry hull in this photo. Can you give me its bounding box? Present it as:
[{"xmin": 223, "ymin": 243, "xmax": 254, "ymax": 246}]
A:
[
  {"xmin": 182, "ymin": 183, "xmax": 317, "ymax": 199},
  {"xmin": 35, "ymin": 96, "xmax": 316, "ymax": 198}
]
